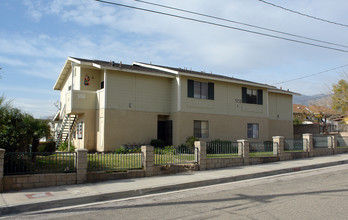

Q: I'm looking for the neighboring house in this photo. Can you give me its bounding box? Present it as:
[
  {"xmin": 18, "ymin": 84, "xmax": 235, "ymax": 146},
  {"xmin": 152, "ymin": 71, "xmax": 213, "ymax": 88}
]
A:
[
  {"xmin": 293, "ymin": 104, "xmax": 339, "ymax": 137},
  {"xmin": 53, "ymin": 57, "xmax": 298, "ymax": 151},
  {"xmin": 293, "ymin": 104, "xmax": 337, "ymax": 123}
]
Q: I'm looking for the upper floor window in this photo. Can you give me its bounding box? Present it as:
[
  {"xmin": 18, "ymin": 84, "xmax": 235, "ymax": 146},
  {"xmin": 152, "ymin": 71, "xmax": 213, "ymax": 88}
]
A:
[
  {"xmin": 242, "ymin": 87, "xmax": 263, "ymax": 105},
  {"xmin": 188, "ymin": 79, "xmax": 214, "ymax": 100}
]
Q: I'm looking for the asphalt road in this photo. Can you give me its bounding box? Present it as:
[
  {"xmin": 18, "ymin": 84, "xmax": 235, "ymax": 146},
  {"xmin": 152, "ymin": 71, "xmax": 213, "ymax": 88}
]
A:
[{"xmin": 3, "ymin": 164, "xmax": 348, "ymax": 220}]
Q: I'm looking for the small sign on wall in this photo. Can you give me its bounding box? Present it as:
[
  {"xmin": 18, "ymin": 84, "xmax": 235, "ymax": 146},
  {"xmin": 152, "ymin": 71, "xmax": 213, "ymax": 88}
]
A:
[{"xmin": 77, "ymin": 122, "xmax": 83, "ymax": 139}]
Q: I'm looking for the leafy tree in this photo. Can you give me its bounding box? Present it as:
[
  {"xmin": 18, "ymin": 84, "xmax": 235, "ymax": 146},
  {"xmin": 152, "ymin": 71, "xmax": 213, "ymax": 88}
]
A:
[
  {"xmin": 332, "ymin": 78, "xmax": 348, "ymax": 114},
  {"xmin": 0, "ymin": 96, "xmax": 50, "ymax": 152}
]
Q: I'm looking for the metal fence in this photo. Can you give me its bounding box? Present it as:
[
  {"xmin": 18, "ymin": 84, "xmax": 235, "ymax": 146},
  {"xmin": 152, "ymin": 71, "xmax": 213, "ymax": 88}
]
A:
[
  {"xmin": 206, "ymin": 141, "xmax": 239, "ymax": 158},
  {"xmin": 154, "ymin": 147, "xmax": 196, "ymax": 165},
  {"xmin": 4, "ymin": 152, "xmax": 76, "ymax": 175},
  {"xmin": 249, "ymin": 142, "xmax": 275, "ymax": 157},
  {"xmin": 284, "ymin": 139, "xmax": 306, "ymax": 151},
  {"xmin": 337, "ymin": 136, "xmax": 348, "ymax": 148},
  {"xmin": 87, "ymin": 152, "xmax": 143, "ymax": 171},
  {"xmin": 313, "ymin": 136, "xmax": 332, "ymax": 148}
]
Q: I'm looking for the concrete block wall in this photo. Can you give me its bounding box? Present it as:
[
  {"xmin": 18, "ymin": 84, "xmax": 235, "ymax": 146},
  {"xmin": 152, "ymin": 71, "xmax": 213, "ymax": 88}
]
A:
[
  {"xmin": 280, "ymin": 152, "xmax": 308, "ymax": 161},
  {"xmin": 3, "ymin": 173, "xmax": 76, "ymax": 191},
  {"xmin": 87, "ymin": 170, "xmax": 145, "ymax": 183},
  {"xmin": 206, "ymin": 158, "xmax": 243, "ymax": 170},
  {"xmin": 1, "ymin": 134, "xmax": 348, "ymax": 192}
]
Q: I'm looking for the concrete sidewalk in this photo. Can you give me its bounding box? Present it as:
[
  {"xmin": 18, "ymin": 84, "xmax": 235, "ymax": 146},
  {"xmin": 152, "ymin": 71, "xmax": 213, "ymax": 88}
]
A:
[{"xmin": 1, "ymin": 154, "xmax": 348, "ymax": 216}]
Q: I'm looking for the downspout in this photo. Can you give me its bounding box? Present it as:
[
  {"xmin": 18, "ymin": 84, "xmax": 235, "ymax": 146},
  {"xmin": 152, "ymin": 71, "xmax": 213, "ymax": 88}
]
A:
[
  {"xmin": 176, "ymin": 76, "xmax": 181, "ymax": 112},
  {"xmin": 103, "ymin": 69, "xmax": 107, "ymax": 150},
  {"xmin": 104, "ymin": 69, "xmax": 107, "ymax": 108},
  {"xmin": 68, "ymin": 62, "xmax": 75, "ymax": 151},
  {"xmin": 68, "ymin": 116, "xmax": 71, "ymax": 152}
]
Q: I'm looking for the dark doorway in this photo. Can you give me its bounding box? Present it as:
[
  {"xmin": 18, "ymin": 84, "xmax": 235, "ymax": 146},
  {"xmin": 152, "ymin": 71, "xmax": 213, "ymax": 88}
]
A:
[{"xmin": 157, "ymin": 120, "xmax": 172, "ymax": 146}]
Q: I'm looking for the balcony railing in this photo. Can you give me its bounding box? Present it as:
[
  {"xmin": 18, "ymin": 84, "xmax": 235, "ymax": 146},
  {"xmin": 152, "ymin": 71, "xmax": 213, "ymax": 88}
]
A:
[{"xmin": 65, "ymin": 90, "xmax": 98, "ymax": 113}]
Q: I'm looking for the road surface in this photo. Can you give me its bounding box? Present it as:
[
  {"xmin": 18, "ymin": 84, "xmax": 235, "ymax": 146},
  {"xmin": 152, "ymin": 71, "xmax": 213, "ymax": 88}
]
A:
[{"xmin": 3, "ymin": 164, "xmax": 348, "ymax": 219}]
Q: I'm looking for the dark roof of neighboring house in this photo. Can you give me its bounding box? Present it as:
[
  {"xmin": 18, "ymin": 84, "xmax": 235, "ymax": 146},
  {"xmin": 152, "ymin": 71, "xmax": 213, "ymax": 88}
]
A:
[{"xmin": 293, "ymin": 104, "xmax": 337, "ymax": 115}]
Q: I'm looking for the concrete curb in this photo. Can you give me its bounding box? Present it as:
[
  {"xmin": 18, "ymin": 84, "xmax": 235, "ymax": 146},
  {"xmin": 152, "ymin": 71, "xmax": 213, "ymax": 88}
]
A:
[{"xmin": 1, "ymin": 159, "xmax": 348, "ymax": 216}]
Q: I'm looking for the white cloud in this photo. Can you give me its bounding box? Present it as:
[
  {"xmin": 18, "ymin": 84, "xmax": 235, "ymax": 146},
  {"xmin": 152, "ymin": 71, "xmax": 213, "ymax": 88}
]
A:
[
  {"xmin": 0, "ymin": 85, "xmax": 57, "ymax": 96},
  {"xmin": 21, "ymin": 59, "xmax": 64, "ymax": 80},
  {"xmin": 0, "ymin": 56, "xmax": 26, "ymax": 66},
  {"xmin": 10, "ymin": 97, "xmax": 58, "ymax": 119},
  {"xmin": 14, "ymin": 0, "xmax": 348, "ymax": 95}
]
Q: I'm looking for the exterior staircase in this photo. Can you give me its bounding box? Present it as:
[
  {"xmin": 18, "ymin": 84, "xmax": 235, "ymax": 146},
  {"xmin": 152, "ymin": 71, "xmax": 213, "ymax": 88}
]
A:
[{"xmin": 56, "ymin": 114, "xmax": 78, "ymax": 148}]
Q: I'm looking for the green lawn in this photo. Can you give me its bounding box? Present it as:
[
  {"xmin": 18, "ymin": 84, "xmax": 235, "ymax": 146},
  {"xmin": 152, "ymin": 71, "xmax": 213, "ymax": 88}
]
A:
[
  {"xmin": 207, "ymin": 153, "xmax": 239, "ymax": 158},
  {"xmin": 5, "ymin": 154, "xmax": 76, "ymax": 175},
  {"xmin": 284, "ymin": 150, "xmax": 305, "ymax": 153},
  {"xmin": 87, "ymin": 153, "xmax": 142, "ymax": 171},
  {"xmin": 249, "ymin": 152, "xmax": 276, "ymax": 157}
]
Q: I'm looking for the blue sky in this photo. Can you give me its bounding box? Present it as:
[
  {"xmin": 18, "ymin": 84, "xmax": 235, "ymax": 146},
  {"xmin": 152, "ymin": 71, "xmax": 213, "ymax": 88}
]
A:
[{"xmin": 1, "ymin": 0, "xmax": 348, "ymax": 118}]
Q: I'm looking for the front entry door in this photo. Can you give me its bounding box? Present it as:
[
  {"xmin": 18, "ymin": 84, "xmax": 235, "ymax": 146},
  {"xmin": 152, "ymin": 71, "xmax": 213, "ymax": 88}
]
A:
[{"xmin": 157, "ymin": 120, "xmax": 173, "ymax": 146}]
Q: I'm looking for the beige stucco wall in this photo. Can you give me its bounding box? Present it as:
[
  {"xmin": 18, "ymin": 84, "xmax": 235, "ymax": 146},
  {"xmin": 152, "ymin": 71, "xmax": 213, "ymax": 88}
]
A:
[
  {"xmin": 73, "ymin": 66, "xmax": 81, "ymax": 90},
  {"xmin": 71, "ymin": 91, "xmax": 97, "ymax": 112},
  {"xmin": 106, "ymin": 70, "xmax": 172, "ymax": 113},
  {"xmin": 72, "ymin": 110, "xmax": 96, "ymax": 151},
  {"xmin": 97, "ymin": 109, "xmax": 294, "ymax": 151},
  {"xmin": 179, "ymin": 76, "xmax": 268, "ymax": 118},
  {"xmin": 171, "ymin": 112, "xmax": 271, "ymax": 147},
  {"xmin": 101, "ymin": 109, "xmax": 158, "ymax": 151},
  {"xmin": 269, "ymin": 119, "xmax": 293, "ymax": 139},
  {"xmin": 95, "ymin": 109, "xmax": 106, "ymax": 151},
  {"xmin": 79, "ymin": 67, "xmax": 102, "ymax": 92},
  {"xmin": 60, "ymin": 66, "xmax": 72, "ymax": 115},
  {"xmin": 268, "ymin": 92, "xmax": 293, "ymax": 120},
  {"xmin": 56, "ymin": 63, "xmax": 294, "ymax": 152}
]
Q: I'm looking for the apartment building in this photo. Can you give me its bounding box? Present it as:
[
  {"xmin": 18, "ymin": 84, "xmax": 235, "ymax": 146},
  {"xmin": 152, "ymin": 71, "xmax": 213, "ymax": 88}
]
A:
[{"xmin": 53, "ymin": 57, "xmax": 297, "ymax": 151}]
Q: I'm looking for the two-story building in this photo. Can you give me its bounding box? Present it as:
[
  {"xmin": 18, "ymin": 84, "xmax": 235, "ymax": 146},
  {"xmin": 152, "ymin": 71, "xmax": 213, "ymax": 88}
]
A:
[{"xmin": 53, "ymin": 57, "xmax": 298, "ymax": 151}]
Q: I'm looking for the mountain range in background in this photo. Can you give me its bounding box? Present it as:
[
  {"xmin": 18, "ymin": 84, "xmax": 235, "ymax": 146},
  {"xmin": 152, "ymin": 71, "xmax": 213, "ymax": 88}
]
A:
[{"xmin": 293, "ymin": 93, "xmax": 333, "ymax": 108}]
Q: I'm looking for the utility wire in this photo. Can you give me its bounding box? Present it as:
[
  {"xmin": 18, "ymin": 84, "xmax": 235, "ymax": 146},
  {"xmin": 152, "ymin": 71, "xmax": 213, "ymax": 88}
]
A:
[
  {"xmin": 258, "ymin": 0, "xmax": 348, "ymax": 28},
  {"xmin": 272, "ymin": 64, "xmax": 348, "ymax": 85},
  {"xmin": 95, "ymin": 0, "xmax": 348, "ymax": 53},
  {"xmin": 134, "ymin": 0, "xmax": 348, "ymax": 49}
]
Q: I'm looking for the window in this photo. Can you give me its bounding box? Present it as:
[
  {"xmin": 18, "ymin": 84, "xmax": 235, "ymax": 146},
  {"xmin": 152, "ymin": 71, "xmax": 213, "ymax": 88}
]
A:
[
  {"xmin": 100, "ymin": 81, "xmax": 104, "ymax": 89},
  {"xmin": 242, "ymin": 87, "xmax": 263, "ymax": 105},
  {"xmin": 247, "ymin": 123, "xmax": 259, "ymax": 139},
  {"xmin": 188, "ymin": 79, "xmax": 214, "ymax": 100},
  {"xmin": 77, "ymin": 122, "xmax": 83, "ymax": 139},
  {"xmin": 194, "ymin": 120, "xmax": 209, "ymax": 138}
]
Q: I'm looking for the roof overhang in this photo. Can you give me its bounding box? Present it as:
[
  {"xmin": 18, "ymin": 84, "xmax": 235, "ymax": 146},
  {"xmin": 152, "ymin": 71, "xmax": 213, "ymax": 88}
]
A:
[
  {"xmin": 133, "ymin": 62, "xmax": 179, "ymax": 75},
  {"xmin": 269, "ymin": 89, "xmax": 301, "ymax": 96},
  {"xmin": 53, "ymin": 57, "xmax": 101, "ymax": 90},
  {"xmin": 98, "ymin": 64, "xmax": 176, "ymax": 79},
  {"xmin": 132, "ymin": 63, "xmax": 277, "ymax": 90},
  {"xmin": 179, "ymin": 72, "xmax": 276, "ymax": 89}
]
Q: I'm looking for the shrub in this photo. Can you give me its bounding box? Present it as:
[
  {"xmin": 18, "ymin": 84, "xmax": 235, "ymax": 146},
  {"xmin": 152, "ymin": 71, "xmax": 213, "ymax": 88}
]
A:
[
  {"xmin": 185, "ymin": 136, "xmax": 199, "ymax": 149},
  {"xmin": 154, "ymin": 146, "xmax": 175, "ymax": 154},
  {"xmin": 38, "ymin": 141, "xmax": 56, "ymax": 153},
  {"xmin": 58, "ymin": 141, "xmax": 75, "ymax": 152},
  {"xmin": 115, "ymin": 145, "xmax": 141, "ymax": 154},
  {"xmin": 150, "ymin": 139, "xmax": 165, "ymax": 149},
  {"xmin": 293, "ymin": 118, "xmax": 302, "ymax": 125},
  {"xmin": 115, "ymin": 146, "xmax": 128, "ymax": 154}
]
